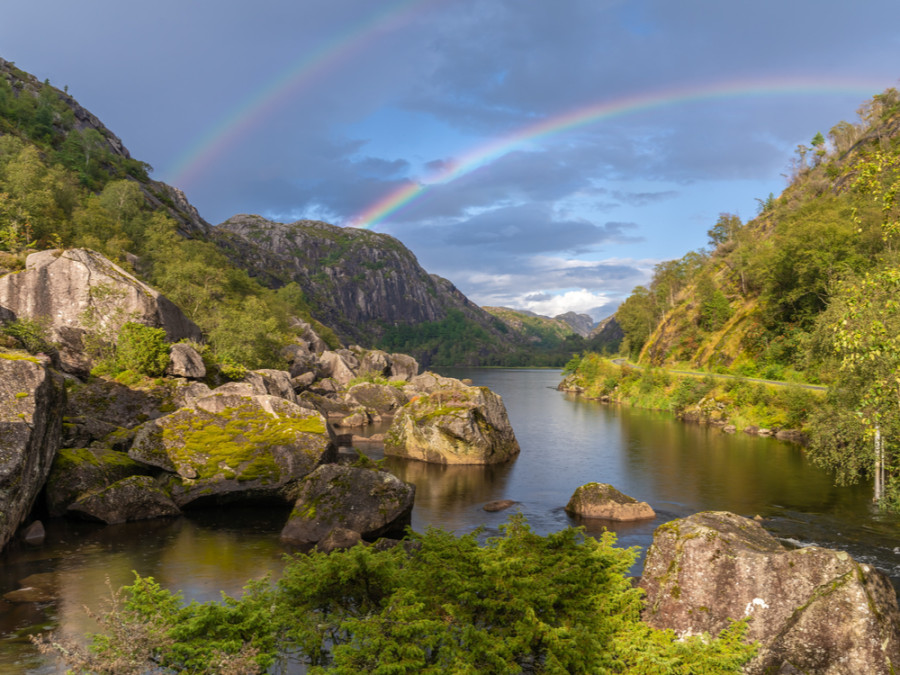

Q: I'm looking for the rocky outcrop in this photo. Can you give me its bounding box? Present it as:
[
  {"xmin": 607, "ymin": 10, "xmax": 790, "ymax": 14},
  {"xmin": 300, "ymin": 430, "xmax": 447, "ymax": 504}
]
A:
[
  {"xmin": 67, "ymin": 475, "xmax": 180, "ymax": 524},
  {"xmin": 0, "ymin": 353, "xmax": 65, "ymax": 551},
  {"xmin": 639, "ymin": 511, "xmax": 900, "ymax": 674},
  {"xmin": 280, "ymin": 464, "xmax": 415, "ymax": 545},
  {"xmin": 129, "ymin": 393, "xmax": 336, "ymax": 507},
  {"xmin": 565, "ymin": 483, "xmax": 655, "ymax": 521},
  {"xmin": 345, "ymin": 382, "xmax": 408, "ymax": 415},
  {"xmin": 385, "ymin": 376, "xmax": 520, "ymax": 464},
  {"xmin": 0, "ymin": 249, "xmax": 202, "ymax": 373},
  {"xmin": 554, "ymin": 311, "xmax": 594, "ymax": 337},
  {"xmin": 45, "ymin": 446, "xmax": 152, "ymax": 516}
]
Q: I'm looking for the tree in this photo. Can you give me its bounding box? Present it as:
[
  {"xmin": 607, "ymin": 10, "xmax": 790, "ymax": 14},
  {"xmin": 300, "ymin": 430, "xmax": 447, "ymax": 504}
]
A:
[
  {"xmin": 707, "ymin": 213, "xmax": 741, "ymax": 250},
  {"xmin": 616, "ymin": 286, "xmax": 657, "ymax": 358}
]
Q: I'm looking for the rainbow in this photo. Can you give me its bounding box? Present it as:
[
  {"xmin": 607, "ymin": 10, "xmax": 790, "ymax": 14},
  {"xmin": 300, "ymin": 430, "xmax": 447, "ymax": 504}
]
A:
[
  {"xmin": 163, "ymin": 0, "xmax": 434, "ymax": 188},
  {"xmin": 349, "ymin": 76, "xmax": 893, "ymax": 229}
]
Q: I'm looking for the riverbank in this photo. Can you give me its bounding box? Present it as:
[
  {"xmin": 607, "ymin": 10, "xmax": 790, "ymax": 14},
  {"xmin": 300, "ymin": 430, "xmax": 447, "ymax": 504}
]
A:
[{"xmin": 559, "ymin": 353, "xmax": 823, "ymax": 442}]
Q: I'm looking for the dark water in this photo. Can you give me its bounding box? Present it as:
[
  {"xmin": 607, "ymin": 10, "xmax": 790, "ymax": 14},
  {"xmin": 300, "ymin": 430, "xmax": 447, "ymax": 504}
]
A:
[{"xmin": 3, "ymin": 367, "xmax": 899, "ymax": 672}]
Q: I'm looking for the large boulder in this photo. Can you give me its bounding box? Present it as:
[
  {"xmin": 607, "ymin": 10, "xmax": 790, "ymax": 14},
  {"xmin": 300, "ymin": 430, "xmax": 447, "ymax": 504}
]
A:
[
  {"xmin": 280, "ymin": 464, "xmax": 415, "ymax": 545},
  {"xmin": 565, "ymin": 483, "xmax": 655, "ymax": 521},
  {"xmin": 244, "ymin": 369, "xmax": 298, "ymax": 403},
  {"xmin": 639, "ymin": 511, "xmax": 900, "ymax": 674},
  {"xmin": 345, "ymin": 382, "xmax": 408, "ymax": 415},
  {"xmin": 166, "ymin": 343, "xmax": 206, "ymax": 379},
  {"xmin": 66, "ymin": 475, "xmax": 180, "ymax": 524},
  {"xmin": 358, "ymin": 350, "xmax": 392, "ymax": 378},
  {"xmin": 318, "ymin": 351, "xmax": 357, "ymax": 387},
  {"xmin": 45, "ymin": 446, "xmax": 152, "ymax": 516},
  {"xmin": 0, "ymin": 249, "xmax": 201, "ymax": 373},
  {"xmin": 129, "ymin": 394, "xmax": 336, "ymax": 507},
  {"xmin": 384, "ymin": 383, "xmax": 520, "ymax": 464},
  {"xmin": 389, "ymin": 353, "xmax": 418, "ymax": 381},
  {"xmin": 0, "ymin": 353, "xmax": 65, "ymax": 552}
]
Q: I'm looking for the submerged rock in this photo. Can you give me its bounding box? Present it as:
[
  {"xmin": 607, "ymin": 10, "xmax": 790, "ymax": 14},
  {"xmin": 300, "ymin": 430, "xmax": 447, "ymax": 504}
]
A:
[
  {"xmin": 565, "ymin": 483, "xmax": 655, "ymax": 521},
  {"xmin": 385, "ymin": 380, "xmax": 519, "ymax": 465},
  {"xmin": 0, "ymin": 354, "xmax": 65, "ymax": 552},
  {"xmin": 639, "ymin": 511, "xmax": 900, "ymax": 674},
  {"xmin": 280, "ymin": 464, "xmax": 414, "ymax": 545}
]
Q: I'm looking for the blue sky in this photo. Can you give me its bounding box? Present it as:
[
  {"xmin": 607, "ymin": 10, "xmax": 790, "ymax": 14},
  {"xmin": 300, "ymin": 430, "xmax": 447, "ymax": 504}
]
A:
[{"xmin": 2, "ymin": 0, "xmax": 899, "ymax": 320}]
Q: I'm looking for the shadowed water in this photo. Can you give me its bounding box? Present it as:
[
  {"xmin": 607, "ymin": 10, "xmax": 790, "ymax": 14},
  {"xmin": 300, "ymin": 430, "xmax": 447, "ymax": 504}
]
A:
[{"xmin": 2, "ymin": 367, "xmax": 899, "ymax": 672}]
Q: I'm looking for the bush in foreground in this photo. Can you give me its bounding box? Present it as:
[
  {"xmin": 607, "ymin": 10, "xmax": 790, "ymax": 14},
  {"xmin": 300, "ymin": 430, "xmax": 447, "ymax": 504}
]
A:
[{"xmin": 36, "ymin": 515, "xmax": 755, "ymax": 674}]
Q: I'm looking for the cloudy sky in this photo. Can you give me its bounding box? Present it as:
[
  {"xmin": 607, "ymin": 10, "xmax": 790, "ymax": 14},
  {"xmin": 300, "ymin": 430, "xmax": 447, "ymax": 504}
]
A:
[{"xmin": 2, "ymin": 1, "xmax": 899, "ymax": 320}]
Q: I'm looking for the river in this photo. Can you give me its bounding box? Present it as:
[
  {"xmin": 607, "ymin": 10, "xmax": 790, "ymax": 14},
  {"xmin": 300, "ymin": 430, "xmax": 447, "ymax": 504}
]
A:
[{"xmin": 2, "ymin": 367, "xmax": 899, "ymax": 672}]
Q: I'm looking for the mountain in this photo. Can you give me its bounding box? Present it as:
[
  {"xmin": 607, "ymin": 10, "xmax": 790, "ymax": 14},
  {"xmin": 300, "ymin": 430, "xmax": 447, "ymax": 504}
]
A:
[
  {"xmin": 0, "ymin": 58, "xmax": 582, "ymax": 368},
  {"xmin": 554, "ymin": 311, "xmax": 594, "ymax": 337}
]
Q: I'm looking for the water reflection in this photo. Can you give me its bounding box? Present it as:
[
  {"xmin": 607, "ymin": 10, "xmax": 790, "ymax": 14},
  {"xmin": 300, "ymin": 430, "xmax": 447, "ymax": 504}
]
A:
[{"xmin": 4, "ymin": 367, "xmax": 900, "ymax": 673}]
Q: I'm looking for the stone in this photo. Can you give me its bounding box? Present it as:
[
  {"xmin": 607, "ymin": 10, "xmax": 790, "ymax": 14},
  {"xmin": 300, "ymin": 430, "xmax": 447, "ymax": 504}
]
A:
[
  {"xmin": 291, "ymin": 371, "xmax": 316, "ymax": 391},
  {"xmin": 21, "ymin": 520, "xmax": 44, "ymax": 545},
  {"xmin": 334, "ymin": 408, "xmax": 370, "ymax": 428},
  {"xmin": 245, "ymin": 369, "xmax": 298, "ymax": 403},
  {"xmin": 345, "ymin": 382, "xmax": 408, "ymax": 415},
  {"xmin": 639, "ymin": 511, "xmax": 900, "ymax": 674},
  {"xmin": 315, "ymin": 527, "xmax": 363, "ymax": 553},
  {"xmin": 385, "ymin": 383, "xmax": 520, "ymax": 465},
  {"xmin": 484, "ymin": 499, "xmax": 517, "ymax": 512},
  {"xmin": 0, "ymin": 249, "xmax": 201, "ymax": 373},
  {"xmin": 129, "ymin": 394, "xmax": 336, "ymax": 507},
  {"xmin": 389, "ymin": 353, "xmax": 419, "ymax": 381},
  {"xmin": 318, "ymin": 351, "xmax": 357, "ymax": 387},
  {"xmin": 565, "ymin": 483, "xmax": 655, "ymax": 521},
  {"xmin": 0, "ymin": 354, "xmax": 65, "ymax": 553},
  {"xmin": 166, "ymin": 343, "xmax": 206, "ymax": 379},
  {"xmin": 45, "ymin": 446, "xmax": 150, "ymax": 517},
  {"xmin": 67, "ymin": 475, "xmax": 180, "ymax": 524},
  {"xmin": 281, "ymin": 464, "xmax": 415, "ymax": 545},
  {"xmin": 359, "ymin": 350, "xmax": 391, "ymax": 378},
  {"xmin": 406, "ymin": 371, "xmax": 462, "ymax": 394}
]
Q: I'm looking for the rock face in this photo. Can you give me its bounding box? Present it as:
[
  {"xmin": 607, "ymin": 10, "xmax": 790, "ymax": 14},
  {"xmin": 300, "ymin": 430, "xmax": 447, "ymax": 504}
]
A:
[
  {"xmin": 281, "ymin": 464, "xmax": 415, "ymax": 545},
  {"xmin": 565, "ymin": 483, "xmax": 655, "ymax": 521},
  {"xmin": 210, "ymin": 215, "xmax": 515, "ymax": 364},
  {"xmin": 129, "ymin": 393, "xmax": 336, "ymax": 507},
  {"xmin": 45, "ymin": 446, "xmax": 151, "ymax": 516},
  {"xmin": 639, "ymin": 511, "xmax": 900, "ymax": 674},
  {"xmin": 67, "ymin": 475, "xmax": 180, "ymax": 524},
  {"xmin": 0, "ymin": 249, "xmax": 202, "ymax": 373},
  {"xmin": 554, "ymin": 311, "xmax": 594, "ymax": 337},
  {"xmin": 385, "ymin": 378, "xmax": 520, "ymax": 464},
  {"xmin": 0, "ymin": 354, "xmax": 65, "ymax": 552}
]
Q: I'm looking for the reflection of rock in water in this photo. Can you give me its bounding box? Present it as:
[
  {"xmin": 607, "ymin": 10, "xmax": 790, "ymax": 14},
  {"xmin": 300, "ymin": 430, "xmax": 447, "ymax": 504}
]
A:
[{"xmin": 383, "ymin": 456, "xmax": 514, "ymax": 512}]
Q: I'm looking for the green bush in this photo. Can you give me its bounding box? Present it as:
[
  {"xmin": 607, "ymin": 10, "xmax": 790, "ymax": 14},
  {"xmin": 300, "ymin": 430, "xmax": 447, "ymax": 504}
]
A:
[
  {"xmin": 0, "ymin": 316, "xmax": 54, "ymax": 354},
  {"xmin": 116, "ymin": 322, "xmax": 169, "ymax": 376},
  {"xmin": 35, "ymin": 515, "xmax": 756, "ymax": 674}
]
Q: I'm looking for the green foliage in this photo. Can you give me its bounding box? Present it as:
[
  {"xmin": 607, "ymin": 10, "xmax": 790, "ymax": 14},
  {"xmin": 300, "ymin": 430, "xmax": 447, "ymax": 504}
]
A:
[
  {"xmin": 115, "ymin": 322, "xmax": 169, "ymax": 377},
  {"xmin": 39, "ymin": 516, "xmax": 755, "ymax": 674},
  {"xmin": 0, "ymin": 316, "xmax": 54, "ymax": 354}
]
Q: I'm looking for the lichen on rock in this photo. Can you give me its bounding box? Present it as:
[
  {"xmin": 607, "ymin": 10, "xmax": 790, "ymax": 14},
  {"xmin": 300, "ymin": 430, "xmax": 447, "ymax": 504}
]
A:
[{"xmin": 565, "ymin": 482, "xmax": 655, "ymax": 521}]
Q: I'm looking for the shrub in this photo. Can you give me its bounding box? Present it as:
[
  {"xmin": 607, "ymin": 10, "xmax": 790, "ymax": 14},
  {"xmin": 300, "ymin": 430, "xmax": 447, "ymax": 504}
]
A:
[
  {"xmin": 1, "ymin": 316, "xmax": 54, "ymax": 354},
  {"xmin": 116, "ymin": 322, "xmax": 169, "ymax": 377}
]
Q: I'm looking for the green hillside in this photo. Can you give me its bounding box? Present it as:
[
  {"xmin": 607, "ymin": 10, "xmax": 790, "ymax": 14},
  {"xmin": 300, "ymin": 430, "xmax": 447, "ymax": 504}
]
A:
[{"xmin": 567, "ymin": 87, "xmax": 900, "ymax": 508}]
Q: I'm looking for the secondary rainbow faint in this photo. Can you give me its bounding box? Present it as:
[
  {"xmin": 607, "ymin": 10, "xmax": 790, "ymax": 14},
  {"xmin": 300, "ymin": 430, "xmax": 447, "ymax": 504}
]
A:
[
  {"xmin": 348, "ymin": 76, "xmax": 890, "ymax": 230},
  {"xmin": 163, "ymin": 0, "xmax": 434, "ymax": 190}
]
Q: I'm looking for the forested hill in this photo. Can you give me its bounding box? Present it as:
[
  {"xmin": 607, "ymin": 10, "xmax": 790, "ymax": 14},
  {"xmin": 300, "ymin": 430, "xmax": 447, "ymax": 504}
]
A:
[
  {"xmin": 0, "ymin": 57, "xmax": 579, "ymax": 368},
  {"xmin": 601, "ymin": 86, "xmax": 900, "ymax": 507}
]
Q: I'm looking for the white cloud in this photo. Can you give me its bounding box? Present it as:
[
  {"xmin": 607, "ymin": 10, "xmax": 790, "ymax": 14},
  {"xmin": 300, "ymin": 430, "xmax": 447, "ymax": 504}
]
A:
[{"xmin": 518, "ymin": 289, "xmax": 611, "ymax": 318}]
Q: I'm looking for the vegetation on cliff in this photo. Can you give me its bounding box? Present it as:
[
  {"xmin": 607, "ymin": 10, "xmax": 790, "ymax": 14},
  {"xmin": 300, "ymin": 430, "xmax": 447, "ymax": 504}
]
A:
[{"xmin": 570, "ymin": 87, "xmax": 900, "ymax": 508}]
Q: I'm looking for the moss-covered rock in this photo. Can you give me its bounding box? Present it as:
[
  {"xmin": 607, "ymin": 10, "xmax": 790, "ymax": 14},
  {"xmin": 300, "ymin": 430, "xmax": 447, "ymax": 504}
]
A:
[
  {"xmin": 0, "ymin": 353, "xmax": 65, "ymax": 552},
  {"xmin": 280, "ymin": 464, "xmax": 414, "ymax": 545},
  {"xmin": 45, "ymin": 445, "xmax": 152, "ymax": 516},
  {"xmin": 384, "ymin": 381, "xmax": 519, "ymax": 465},
  {"xmin": 129, "ymin": 394, "xmax": 336, "ymax": 507},
  {"xmin": 565, "ymin": 483, "xmax": 655, "ymax": 521},
  {"xmin": 639, "ymin": 511, "xmax": 900, "ymax": 674},
  {"xmin": 345, "ymin": 382, "xmax": 408, "ymax": 415},
  {"xmin": 67, "ymin": 475, "xmax": 180, "ymax": 524}
]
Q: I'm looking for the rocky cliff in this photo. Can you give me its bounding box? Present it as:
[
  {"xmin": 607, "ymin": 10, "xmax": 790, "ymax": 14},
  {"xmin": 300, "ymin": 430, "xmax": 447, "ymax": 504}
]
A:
[{"xmin": 212, "ymin": 215, "xmax": 515, "ymax": 362}]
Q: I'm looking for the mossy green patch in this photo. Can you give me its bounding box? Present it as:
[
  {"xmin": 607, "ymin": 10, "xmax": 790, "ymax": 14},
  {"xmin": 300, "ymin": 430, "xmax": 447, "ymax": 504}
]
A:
[{"xmin": 160, "ymin": 403, "xmax": 327, "ymax": 482}]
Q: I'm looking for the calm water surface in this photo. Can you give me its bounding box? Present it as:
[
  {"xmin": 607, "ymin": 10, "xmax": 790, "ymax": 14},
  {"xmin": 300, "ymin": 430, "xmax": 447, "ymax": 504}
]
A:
[{"xmin": 3, "ymin": 367, "xmax": 899, "ymax": 672}]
